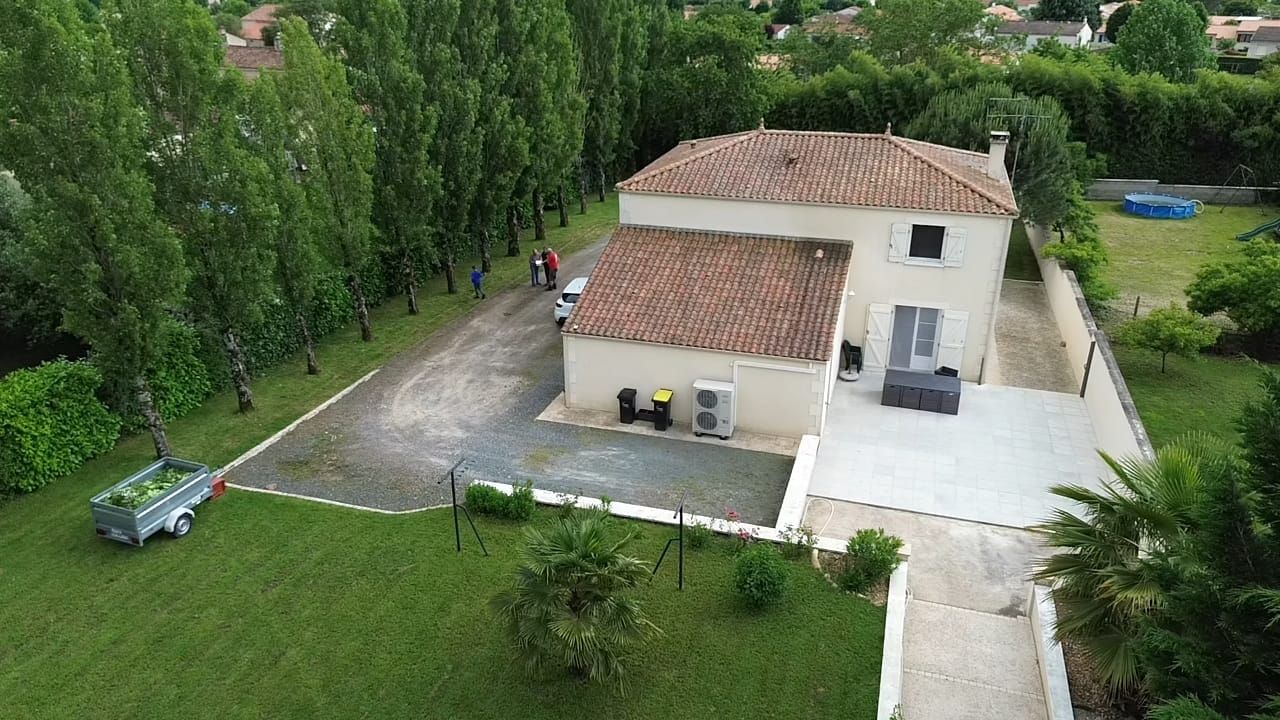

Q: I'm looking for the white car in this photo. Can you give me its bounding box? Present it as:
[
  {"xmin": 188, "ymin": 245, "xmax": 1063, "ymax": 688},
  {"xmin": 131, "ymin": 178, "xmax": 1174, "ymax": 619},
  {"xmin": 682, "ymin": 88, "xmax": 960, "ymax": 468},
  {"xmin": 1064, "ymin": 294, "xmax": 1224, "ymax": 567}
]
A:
[{"xmin": 554, "ymin": 276, "xmax": 589, "ymax": 326}]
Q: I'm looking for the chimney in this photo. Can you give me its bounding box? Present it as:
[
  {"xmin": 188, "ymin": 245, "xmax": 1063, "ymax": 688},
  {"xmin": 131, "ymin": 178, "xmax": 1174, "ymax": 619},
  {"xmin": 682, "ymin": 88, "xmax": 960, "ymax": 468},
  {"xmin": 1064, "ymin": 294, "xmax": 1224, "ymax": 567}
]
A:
[{"xmin": 987, "ymin": 131, "xmax": 1010, "ymax": 181}]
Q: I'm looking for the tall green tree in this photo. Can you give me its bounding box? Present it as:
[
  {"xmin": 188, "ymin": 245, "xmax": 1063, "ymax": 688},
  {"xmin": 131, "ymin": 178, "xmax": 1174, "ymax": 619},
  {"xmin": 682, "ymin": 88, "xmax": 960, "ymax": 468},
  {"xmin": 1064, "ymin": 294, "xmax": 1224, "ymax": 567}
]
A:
[
  {"xmin": 1104, "ymin": 1, "xmax": 1135, "ymax": 42},
  {"xmin": 568, "ymin": 0, "xmax": 627, "ymax": 204},
  {"xmin": 406, "ymin": 0, "xmax": 481, "ymax": 294},
  {"xmin": 1113, "ymin": 0, "xmax": 1214, "ymax": 82},
  {"xmin": 1034, "ymin": 0, "xmax": 1101, "ymax": 29},
  {"xmin": 0, "ymin": 0, "xmax": 186, "ymax": 457},
  {"xmin": 335, "ymin": 0, "xmax": 440, "ymax": 314},
  {"xmin": 856, "ymin": 0, "xmax": 991, "ymax": 66},
  {"xmin": 245, "ymin": 77, "xmax": 325, "ymax": 375},
  {"xmin": 274, "ymin": 18, "xmax": 378, "ymax": 337},
  {"xmin": 500, "ymin": 0, "xmax": 584, "ymax": 250},
  {"xmin": 107, "ymin": 0, "xmax": 279, "ymax": 413}
]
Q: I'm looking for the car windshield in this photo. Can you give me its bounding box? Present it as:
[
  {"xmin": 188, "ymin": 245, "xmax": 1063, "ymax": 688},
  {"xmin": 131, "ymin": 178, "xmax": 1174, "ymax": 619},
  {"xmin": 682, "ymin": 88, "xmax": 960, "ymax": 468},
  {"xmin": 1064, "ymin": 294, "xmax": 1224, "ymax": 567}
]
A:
[{"xmin": 561, "ymin": 293, "xmax": 581, "ymax": 304}]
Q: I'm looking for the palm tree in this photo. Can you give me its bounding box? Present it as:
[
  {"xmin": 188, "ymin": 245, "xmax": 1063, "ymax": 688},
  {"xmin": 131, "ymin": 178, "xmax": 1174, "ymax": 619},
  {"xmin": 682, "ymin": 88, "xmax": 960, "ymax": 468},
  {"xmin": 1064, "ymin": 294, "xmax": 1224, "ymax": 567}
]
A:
[
  {"xmin": 491, "ymin": 510, "xmax": 661, "ymax": 687},
  {"xmin": 1032, "ymin": 436, "xmax": 1227, "ymax": 692}
]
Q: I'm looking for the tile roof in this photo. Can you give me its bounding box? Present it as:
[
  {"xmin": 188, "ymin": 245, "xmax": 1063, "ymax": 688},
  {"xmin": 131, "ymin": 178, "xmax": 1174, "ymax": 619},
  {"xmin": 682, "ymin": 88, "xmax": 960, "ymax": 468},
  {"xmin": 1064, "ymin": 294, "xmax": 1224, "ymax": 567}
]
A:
[
  {"xmin": 1253, "ymin": 25, "xmax": 1280, "ymax": 42},
  {"xmin": 617, "ymin": 128, "xmax": 1018, "ymax": 217},
  {"xmin": 225, "ymin": 46, "xmax": 284, "ymax": 71},
  {"xmin": 563, "ymin": 226, "xmax": 851, "ymax": 361},
  {"xmin": 239, "ymin": 3, "xmax": 282, "ymax": 42}
]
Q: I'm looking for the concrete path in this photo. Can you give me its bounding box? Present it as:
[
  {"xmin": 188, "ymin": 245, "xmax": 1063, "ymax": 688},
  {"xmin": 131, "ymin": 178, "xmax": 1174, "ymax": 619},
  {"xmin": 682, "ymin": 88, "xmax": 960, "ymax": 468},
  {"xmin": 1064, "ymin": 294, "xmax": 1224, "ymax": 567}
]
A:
[
  {"xmin": 996, "ymin": 279, "xmax": 1078, "ymax": 394},
  {"xmin": 806, "ymin": 498, "xmax": 1048, "ymax": 720},
  {"xmin": 227, "ymin": 235, "xmax": 793, "ymax": 525}
]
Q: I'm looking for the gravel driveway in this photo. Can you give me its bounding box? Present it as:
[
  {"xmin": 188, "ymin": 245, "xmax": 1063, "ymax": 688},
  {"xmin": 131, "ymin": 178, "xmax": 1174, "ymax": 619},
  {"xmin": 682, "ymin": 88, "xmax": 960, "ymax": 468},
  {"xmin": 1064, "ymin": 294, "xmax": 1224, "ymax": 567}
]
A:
[{"xmin": 228, "ymin": 236, "xmax": 792, "ymax": 525}]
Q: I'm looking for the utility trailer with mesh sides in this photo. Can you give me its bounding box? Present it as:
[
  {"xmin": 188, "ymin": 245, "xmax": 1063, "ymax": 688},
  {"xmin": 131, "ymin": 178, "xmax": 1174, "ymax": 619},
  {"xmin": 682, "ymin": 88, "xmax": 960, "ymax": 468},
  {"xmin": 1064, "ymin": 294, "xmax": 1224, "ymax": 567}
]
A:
[{"xmin": 90, "ymin": 457, "xmax": 223, "ymax": 546}]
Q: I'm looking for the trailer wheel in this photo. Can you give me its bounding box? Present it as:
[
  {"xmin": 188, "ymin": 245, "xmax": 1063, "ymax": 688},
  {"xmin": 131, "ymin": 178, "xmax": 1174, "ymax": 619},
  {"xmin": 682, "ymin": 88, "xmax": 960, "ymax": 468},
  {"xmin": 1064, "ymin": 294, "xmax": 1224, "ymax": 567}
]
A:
[{"xmin": 171, "ymin": 513, "xmax": 193, "ymax": 538}]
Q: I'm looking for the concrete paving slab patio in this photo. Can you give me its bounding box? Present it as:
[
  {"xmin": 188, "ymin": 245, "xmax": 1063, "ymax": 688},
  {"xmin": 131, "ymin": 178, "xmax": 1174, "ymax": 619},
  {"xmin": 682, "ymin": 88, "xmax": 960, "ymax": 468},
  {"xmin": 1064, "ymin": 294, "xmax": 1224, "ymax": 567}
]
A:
[
  {"xmin": 808, "ymin": 372, "xmax": 1107, "ymax": 528},
  {"xmin": 226, "ymin": 236, "xmax": 793, "ymax": 526}
]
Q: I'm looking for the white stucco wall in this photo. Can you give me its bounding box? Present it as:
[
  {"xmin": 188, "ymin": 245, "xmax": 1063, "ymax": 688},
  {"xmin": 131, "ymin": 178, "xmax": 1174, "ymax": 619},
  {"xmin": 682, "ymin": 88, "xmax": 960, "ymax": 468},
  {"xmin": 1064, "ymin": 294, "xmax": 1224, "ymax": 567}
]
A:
[
  {"xmin": 562, "ymin": 334, "xmax": 830, "ymax": 438},
  {"xmin": 619, "ymin": 192, "xmax": 1014, "ymax": 382}
]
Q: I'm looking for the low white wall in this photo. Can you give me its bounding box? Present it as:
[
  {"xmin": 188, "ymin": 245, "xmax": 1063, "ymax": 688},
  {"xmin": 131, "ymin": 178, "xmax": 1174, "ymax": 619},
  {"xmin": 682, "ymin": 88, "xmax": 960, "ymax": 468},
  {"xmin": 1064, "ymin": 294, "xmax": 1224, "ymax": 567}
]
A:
[
  {"xmin": 1028, "ymin": 225, "xmax": 1154, "ymax": 461},
  {"xmin": 1029, "ymin": 585, "xmax": 1074, "ymax": 720},
  {"xmin": 775, "ymin": 435, "xmax": 820, "ymax": 531},
  {"xmin": 1087, "ymin": 178, "xmax": 1273, "ymax": 205},
  {"xmin": 877, "ymin": 562, "xmax": 910, "ymax": 720},
  {"xmin": 563, "ymin": 334, "xmax": 827, "ymax": 438}
]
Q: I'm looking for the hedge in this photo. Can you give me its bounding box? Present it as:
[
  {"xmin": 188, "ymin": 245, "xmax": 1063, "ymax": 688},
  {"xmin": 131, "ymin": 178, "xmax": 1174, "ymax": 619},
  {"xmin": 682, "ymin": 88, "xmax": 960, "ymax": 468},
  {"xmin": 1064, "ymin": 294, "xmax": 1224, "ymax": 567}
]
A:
[{"xmin": 0, "ymin": 359, "xmax": 120, "ymax": 493}]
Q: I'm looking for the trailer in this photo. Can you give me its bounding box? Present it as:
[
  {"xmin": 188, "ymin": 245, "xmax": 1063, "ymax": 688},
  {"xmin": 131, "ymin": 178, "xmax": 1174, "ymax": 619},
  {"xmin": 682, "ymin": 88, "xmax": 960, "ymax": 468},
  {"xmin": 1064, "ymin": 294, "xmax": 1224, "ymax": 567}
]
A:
[{"xmin": 90, "ymin": 457, "xmax": 223, "ymax": 546}]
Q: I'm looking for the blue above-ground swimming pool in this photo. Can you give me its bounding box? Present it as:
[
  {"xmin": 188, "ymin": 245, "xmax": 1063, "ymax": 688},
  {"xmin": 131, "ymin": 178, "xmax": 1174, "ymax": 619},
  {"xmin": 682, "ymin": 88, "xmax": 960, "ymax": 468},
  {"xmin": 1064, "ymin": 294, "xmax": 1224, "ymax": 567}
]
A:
[{"xmin": 1124, "ymin": 193, "xmax": 1204, "ymax": 219}]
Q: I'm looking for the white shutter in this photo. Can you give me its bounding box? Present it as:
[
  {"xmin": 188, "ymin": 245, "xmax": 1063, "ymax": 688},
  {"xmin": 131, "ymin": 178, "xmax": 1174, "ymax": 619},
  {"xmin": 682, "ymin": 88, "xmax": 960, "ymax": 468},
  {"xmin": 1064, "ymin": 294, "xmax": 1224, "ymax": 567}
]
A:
[
  {"xmin": 943, "ymin": 227, "xmax": 967, "ymax": 267},
  {"xmin": 888, "ymin": 223, "xmax": 909, "ymax": 263},
  {"xmin": 936, "ymin": 310, "xmax": 968, "ymax": 372},
  {"xmin": 864, "ymin": 303, "xmax": 892, "ymax": 370}
]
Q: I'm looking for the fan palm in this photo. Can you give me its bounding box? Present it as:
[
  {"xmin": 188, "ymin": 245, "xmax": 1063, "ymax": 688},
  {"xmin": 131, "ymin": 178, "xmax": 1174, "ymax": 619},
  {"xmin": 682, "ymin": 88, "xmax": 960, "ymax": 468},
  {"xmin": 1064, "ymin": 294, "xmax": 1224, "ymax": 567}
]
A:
[
  {"xmin": 1032, "ymin": 434, "xmax": 1229, "ymax": 692},
  {"xmin": 491, "ymin": 510, "xmax": 661, "ymax": 688}
]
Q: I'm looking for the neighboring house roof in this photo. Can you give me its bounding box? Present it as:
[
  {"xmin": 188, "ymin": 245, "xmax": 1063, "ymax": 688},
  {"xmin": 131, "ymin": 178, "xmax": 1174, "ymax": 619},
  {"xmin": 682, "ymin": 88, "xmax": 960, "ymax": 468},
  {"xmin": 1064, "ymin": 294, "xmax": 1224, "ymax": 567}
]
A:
[
  {"xmin": 1253, "ymin": 25, "xmax": 1280, "ymax": 42},
  {"xmin": 240, "ymin": 3, "xmax": 282, "ymax": 42},
  {"xmin": 986, "ymin": 5, "xmax": 1024, "ymax": 21},
  {"xmin": 803, "ymin": 7, "xmax": 864, "ymax": 34},
  {"xmin": 1205, "ymin": 16, "xmax": 1280, "ymax": 41},
  {"xmin": 618, "ymin": 127, "xmax": 1018, "ymax": 217},
  {"xmin": 225, "ymin": 46, "xmax": 285, "ymax": 73},
  {"xmin": 995, "ymin": 20, "xmax": 1087, "ymax": 35},
  {"xmin": 563, "ymin": 227, "xmax": 852, "ymax": 361}
]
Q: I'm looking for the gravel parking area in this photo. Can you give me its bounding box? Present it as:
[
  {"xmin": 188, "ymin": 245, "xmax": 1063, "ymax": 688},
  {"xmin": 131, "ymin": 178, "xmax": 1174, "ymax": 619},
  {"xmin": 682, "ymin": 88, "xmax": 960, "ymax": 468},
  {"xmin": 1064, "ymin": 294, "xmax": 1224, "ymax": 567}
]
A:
[{"xmin": 227, "ymin": 237, "xmax": 792, "ymax": 525}]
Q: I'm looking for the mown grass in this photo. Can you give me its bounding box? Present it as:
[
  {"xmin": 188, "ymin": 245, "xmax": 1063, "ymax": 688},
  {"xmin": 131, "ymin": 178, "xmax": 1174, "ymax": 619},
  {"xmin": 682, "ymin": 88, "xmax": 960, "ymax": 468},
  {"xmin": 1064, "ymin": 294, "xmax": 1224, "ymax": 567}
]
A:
[
  {"xmin": 1003, "ymin": 221, "xmax": 1042, "ymax": 281},
  {"xmin": 0, "ymin": 192, "xmax": 885, "ymax": 718},
  {"xmin": 1092, "ymin": 200, "xmax": 1280, "ymax": 446}
]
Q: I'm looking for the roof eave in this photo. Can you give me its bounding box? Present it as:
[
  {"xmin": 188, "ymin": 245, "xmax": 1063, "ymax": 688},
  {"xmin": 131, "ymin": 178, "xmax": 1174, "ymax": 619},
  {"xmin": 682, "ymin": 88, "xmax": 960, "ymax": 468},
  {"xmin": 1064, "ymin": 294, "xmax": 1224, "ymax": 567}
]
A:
[{"xmin": 615, "ymin": 188, "xmax": 1019, "ymax": 219}]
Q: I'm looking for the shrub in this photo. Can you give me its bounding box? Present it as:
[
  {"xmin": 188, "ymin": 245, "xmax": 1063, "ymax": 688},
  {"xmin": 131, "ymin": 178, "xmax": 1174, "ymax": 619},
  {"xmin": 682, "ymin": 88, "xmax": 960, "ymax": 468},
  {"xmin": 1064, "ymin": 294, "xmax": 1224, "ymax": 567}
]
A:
[
  {"xmin": 1115, "ymin": 304, "xmax": 1220, "ymax": 373},
  {"xmin": 465, "ymin": 481, "xmax": 536, "ymax": 521},
  {"xmin": 734, "ymin": 543, "xmax": 790, "ymax": 608},
  {"xmin": 0, "ymin": 359, "xmax": 120, "ymax": 493},
  {"xmin": 838, "ymin": 529, "xmax": 904, "ymax": 593},
  {"xmin": 108, "ymin": 320, "xmax": 212, "ymax": 430},
  {"xmin": 1188, "ymin": 239, "xmax": 1280, "ymax": 344},
  {"xmin": 687, "ymin": 520, "xmax": 714, "ymax": 549},
  {"xmin": 492, "ymin": 511, "xmax": 660, "ymax": 686},
  {"xmin": 779, "ymin": 523, "xmax": 818, "ymax": 559}
]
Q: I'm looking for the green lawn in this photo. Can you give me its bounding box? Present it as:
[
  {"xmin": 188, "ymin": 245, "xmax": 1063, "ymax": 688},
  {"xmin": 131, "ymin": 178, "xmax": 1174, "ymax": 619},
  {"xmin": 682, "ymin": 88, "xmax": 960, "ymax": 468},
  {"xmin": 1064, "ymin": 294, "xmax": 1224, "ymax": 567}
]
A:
[
  {"xmin": 1003, "ymin": 221, "xmax": 1042, "ymax": 281},
  {"xmin": 0, "ymin": 193, "xmax": 886, "ymax": 718},
  {"xmin": 1092, "ymin": 200, "xmax": 1280, "ymax": 446}
]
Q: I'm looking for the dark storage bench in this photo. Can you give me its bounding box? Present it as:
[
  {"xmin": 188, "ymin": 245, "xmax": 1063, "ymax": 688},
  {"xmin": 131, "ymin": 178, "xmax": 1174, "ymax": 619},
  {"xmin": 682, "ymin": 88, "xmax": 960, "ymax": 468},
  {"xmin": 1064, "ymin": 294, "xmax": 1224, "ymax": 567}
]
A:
[{"xmin": 881, "ymin": 369, "xmax": 961, "ymax": 415}]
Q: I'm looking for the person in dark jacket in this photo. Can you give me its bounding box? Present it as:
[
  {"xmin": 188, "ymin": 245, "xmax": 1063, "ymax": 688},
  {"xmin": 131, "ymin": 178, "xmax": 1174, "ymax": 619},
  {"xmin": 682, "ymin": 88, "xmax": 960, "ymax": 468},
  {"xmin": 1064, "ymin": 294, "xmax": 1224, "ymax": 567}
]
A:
[{"xmin": 470, "ymin": 266, "xmax": 486, "ymax": 299}]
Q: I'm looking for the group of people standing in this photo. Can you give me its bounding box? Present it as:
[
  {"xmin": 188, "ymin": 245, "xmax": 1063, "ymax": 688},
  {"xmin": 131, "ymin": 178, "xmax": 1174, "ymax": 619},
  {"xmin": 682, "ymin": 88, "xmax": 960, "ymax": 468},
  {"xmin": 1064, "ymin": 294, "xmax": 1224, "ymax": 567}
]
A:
[{"xmin": 530, "ymin": 247, "xmax": 559, "ymax": 290}]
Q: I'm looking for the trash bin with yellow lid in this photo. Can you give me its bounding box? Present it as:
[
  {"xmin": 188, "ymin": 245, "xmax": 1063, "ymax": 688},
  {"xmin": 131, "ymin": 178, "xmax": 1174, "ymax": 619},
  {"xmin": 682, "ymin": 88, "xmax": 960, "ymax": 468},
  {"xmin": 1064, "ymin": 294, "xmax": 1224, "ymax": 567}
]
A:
[{"xmin": 651, "ymin": 388, "xmax": 673, "ymax": 431}]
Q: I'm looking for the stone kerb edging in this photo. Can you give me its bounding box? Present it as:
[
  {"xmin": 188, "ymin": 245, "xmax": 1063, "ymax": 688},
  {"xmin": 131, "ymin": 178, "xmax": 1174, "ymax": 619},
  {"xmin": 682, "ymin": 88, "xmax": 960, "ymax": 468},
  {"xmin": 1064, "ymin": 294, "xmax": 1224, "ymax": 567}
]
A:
[
  {"xmin": 774, "ymin": 434, "xmax": 820, "ymax": 532},
  {"xmin": 877, "ymin": 561, "xmax": 910, "ymax": 720},
  {"xmin": 1029, "ymin": 585, "xmax": 1074, "ymax": 720}
]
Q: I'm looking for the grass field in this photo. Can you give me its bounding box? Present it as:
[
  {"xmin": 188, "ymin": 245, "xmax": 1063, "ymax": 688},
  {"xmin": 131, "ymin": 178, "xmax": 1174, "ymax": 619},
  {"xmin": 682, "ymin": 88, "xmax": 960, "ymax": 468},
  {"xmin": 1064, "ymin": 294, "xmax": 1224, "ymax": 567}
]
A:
[
  {"xmin": 1003, "ymin": 221, "xmax": 1042, "ymax": 281},
  {"xmin": 1092, "ymin": 201, "xmax": 1280, "ymax": 446},
  {"xmin": 0, "ymin": 193, "xmax": 885, "ymax": 719}
]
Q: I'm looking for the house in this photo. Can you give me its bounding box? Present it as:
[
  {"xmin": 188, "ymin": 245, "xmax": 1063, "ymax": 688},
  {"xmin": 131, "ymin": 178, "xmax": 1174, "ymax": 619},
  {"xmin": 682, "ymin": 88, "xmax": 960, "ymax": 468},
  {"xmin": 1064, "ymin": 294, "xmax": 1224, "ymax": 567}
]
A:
[
  {"xmin": 237, "ymin": 3, "xmax": 282, "ymax": 47},
  {"xmin": 223, "ymin": 29, "xmax": 248, "ymax": 47},
  {"xmin": 561, "ymin": 127, "xmax": 1018, "ymax": 439},
  {"xmin": 802, "ymin": 6, "xmax": 863, "ymax": 35},
  {"xmin": 1207, "ymin": 16, "xmax": 1280, "ymax": 57},
  {"xmin": 225, "ymin": 46, "xmax": 284, "ymax": 81},
  {"xmin": 765, "ymin": 23, "xmax": 793, "ymax": 40},
  {"xmin": 995, "ymin": 19, "xmax": 1093, "ymax": 49}
]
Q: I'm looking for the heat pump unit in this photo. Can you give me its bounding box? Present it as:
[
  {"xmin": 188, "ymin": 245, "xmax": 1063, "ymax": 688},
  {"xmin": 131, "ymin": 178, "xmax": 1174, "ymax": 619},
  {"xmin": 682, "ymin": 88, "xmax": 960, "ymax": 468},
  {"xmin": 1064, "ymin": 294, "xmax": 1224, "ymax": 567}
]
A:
[{"xmin": 692, "ymin": 379, "xmax": 735, "ymax": 439}]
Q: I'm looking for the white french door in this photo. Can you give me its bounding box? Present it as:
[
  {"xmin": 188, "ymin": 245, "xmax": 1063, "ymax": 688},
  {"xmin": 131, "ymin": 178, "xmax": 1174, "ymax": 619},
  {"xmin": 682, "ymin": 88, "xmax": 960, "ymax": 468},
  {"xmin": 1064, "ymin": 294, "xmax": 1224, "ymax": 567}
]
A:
[{"xmin": 910, "ymin": 307, "xmax": 940, "ymax": 370}]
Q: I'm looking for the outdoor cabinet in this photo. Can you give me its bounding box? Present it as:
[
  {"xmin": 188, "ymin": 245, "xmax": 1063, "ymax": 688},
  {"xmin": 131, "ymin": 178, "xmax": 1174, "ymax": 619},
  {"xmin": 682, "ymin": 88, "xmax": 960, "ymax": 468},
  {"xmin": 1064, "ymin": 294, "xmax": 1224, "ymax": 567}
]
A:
[
  {"xmin": 900, "ymin": 387, "xmax": 922, "ymax": 410},
  {"xmin": 919, "ymin": 389, "xmax": 942, "ymax": 413},
  {"xmin": 881, "ymin": 383, "xmax": 902, "ymax": 407}
]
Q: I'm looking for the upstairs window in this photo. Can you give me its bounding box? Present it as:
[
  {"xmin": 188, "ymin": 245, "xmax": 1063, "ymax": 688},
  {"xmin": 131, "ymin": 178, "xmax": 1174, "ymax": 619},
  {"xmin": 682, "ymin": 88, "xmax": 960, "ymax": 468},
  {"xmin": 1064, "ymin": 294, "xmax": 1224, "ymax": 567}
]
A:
[{"xmin": 908, "ymin": 224, "xmax": 946, "ymax": 261}]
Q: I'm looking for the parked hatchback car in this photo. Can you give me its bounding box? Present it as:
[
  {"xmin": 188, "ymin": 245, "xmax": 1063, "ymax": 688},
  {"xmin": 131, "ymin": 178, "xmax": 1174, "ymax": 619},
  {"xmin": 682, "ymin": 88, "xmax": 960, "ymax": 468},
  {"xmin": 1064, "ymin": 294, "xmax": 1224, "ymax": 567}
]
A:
[{"xmin": 554, "ymin": 276, "xmax": 589, "ymax": 325}]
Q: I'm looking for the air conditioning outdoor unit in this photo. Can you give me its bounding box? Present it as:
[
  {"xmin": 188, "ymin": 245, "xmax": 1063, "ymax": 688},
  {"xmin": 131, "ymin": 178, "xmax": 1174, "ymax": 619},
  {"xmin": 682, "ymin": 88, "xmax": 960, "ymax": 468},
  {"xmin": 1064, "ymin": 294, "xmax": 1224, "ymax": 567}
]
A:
[{"xmin": 692, "ymin": 379, "xmax": 735, "ymax": 440}]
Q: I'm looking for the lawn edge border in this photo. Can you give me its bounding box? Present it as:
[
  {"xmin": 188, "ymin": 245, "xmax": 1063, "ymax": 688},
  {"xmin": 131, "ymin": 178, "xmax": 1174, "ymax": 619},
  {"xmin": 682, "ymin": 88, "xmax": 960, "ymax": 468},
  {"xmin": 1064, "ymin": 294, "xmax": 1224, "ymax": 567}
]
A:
[
  {"xmin": 1029, "ymin": 584, "xmax": 1075, "ymax": 720},
  {"xmin": 876, "ymin": 561, "xmax": 910, "ymax": 720}
]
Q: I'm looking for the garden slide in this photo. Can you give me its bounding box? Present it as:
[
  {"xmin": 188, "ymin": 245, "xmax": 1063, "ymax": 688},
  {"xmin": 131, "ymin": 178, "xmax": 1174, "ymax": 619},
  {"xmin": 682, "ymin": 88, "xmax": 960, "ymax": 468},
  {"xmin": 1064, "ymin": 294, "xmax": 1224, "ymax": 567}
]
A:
[{"xmin": 1236, "ymin": 218, "xmax": 1280, "ymax": 241}]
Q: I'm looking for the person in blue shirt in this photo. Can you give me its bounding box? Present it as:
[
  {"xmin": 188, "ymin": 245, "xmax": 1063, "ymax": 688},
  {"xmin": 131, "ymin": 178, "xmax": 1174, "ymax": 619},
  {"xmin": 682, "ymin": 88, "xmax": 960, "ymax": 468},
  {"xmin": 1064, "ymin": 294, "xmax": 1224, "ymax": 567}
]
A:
[{"xmin": 470, "ymin": 266, "xmax": 486, "ymax": 299}]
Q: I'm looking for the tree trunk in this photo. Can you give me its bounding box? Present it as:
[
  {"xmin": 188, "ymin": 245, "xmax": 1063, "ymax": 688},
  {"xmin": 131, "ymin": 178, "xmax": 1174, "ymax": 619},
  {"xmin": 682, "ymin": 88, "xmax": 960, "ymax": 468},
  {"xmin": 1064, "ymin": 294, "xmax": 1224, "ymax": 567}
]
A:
[
  {"xmin": 480, "ymin": 228, "xmax": 493, "ymax": 273},
  {"xmin": 1161, "ymin": 352, "xmax": 1168, "ymax": 373},
  {"xmin": 298, "ymin": 312, "xmax": 320, "ymax": 375},
  {"xmin": 224, "ymin": 329, "xmax": 255, "ymax": 413},
  {"xmin": 350, "ymin": 274, "xmax": 374, "ymax": 342},
  {"xmin": 578, "ymin": 167, "xmax": 588, "ymax": 215},
  {"xmin": 597, "ymin": 165, "xmax": 606, "ymax": 202},
  {"xmin": 506, "ymin": 204, "xmax": 520, "ymax": 257},
  {"xmin": 135, "ymin": 376, "xmax": 171, "ymax": 459},
  {"xmin": 444, "ymin": 255, "xmax": 457, "ymax": 294},
  {"xmin": 557, "ymin": 183, "xmax": 569, "ymax": 227},
  {"xmin": 404, "ymin": 255, "xmax": 420, "ymax": 315},
  {"xmin": 532, "ymin": 187, "xmax": 547, "ymax": 243}
]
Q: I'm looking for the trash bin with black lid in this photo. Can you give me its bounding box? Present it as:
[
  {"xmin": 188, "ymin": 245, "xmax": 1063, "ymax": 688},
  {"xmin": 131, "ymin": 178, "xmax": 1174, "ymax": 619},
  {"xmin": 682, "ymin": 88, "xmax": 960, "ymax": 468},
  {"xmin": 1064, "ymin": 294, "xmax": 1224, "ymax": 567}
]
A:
[
  {"xmin": 617, "ymin": 387, "xmax": 637, "ymax": 424},
  {"xmin": 651, "ymin": 388, "xmax": 673, "ymax": 431}
]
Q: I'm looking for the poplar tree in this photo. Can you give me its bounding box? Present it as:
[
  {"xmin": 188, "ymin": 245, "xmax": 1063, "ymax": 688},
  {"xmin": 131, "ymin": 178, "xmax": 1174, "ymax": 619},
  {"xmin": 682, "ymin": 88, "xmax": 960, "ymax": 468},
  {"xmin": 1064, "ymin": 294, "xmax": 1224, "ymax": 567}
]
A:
[
  {"xmin": 246, "ymin": 77, "xmax": 325, "ymax": 375},
  {"xmin": 0, "ymin": 0, "xmax": 186, "ymax": 457},
  {"xmin": 567, "ymin": 0, "xmax": 626, "ymax": 204},
  {"xmin": 275, "ymin": 18, "xmax": 378, "ymax": 337},
  {"xmin": 406, "ymin": 0, "xmax": 480, "ymax": 294},
  {"xmin": 336, "ymin": 0, "xmax": 440, "ymax": 314},
  {"xmin": 107, "ymin": 0, "xmax": 279, "ymax": 412}
]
